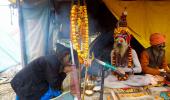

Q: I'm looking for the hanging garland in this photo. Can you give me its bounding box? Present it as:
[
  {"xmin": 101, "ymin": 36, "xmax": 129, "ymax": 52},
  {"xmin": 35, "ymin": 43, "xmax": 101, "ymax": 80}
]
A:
[{"xmin": 70, "ymin": 3, "xmax": 89, "ymax": 64}]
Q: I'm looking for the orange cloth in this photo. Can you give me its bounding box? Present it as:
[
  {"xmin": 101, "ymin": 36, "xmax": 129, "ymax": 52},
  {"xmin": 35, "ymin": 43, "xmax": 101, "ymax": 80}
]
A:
[
  {"xmin": 150, "ymin": 33, "xmax": 166, "ymax": 45},
  {"xmin": 140, "ymin": 50, "xmax": 169, "ymax": 75}
]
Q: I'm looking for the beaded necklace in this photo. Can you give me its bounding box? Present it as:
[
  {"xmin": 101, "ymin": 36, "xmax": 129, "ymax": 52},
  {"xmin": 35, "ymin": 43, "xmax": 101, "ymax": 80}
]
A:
[{"xmin": 111, "ymin": 47, "xmax": 133, "ymax": 81}]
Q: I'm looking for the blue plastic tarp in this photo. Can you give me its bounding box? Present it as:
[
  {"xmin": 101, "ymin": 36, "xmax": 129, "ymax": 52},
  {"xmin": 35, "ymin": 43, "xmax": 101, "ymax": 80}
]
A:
[{"xmin": 0, "ymin": 3, "xmax": 21, "ymax": 72}]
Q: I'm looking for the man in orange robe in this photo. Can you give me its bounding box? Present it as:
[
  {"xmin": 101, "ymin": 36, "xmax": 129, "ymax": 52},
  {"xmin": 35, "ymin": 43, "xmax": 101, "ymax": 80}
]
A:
[{"xmin": 140, "ymin": 33, "xmax": 169, "ymax": 75}]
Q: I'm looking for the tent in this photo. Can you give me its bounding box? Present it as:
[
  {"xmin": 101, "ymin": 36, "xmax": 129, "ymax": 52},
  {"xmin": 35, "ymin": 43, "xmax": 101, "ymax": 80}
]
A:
[
  {"xmin": 5, "ymin": 0, "xmax": 170, "ymax": 67},
  {"xmin": 0, "ymin": 0, "xmax": 21, "ymax": 72},
  {"xmin": 103, "ymin": 0, "xmax": 170, "ymax": 63},
  {"xmin": 1, "ymin": 0, "xmax": 170, "ymax": 99}
]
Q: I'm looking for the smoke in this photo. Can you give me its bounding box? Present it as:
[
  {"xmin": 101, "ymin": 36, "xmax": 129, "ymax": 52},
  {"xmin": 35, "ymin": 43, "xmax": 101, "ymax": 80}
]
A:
[
  {"xmin": 52, "ymin": 0, "xmax": 117, "ymax": 62},
  {"xmin": 53, "ymin": 2, "xmax": 71, "ymax": 39},
  {"xmin": 86, "ymin": 0, "xmax": 117, "ymax": 62},
  {"xmin": 53, "ymin": 0, "xmax": 117, "ymax": 39}
]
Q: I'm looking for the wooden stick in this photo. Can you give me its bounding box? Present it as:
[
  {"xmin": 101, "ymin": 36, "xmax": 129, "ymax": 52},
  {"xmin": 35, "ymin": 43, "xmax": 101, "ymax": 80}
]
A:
[
  {"xmin": 69, "ymin": 41, "xmax": 81, "ymax": 100},
  {"xmin": 82, "ymin": 66, "xmax": 88, "ymax": 100},
  {"xmin": 111, "ymin": 90, "xmax": 119, "ymax": 100}
]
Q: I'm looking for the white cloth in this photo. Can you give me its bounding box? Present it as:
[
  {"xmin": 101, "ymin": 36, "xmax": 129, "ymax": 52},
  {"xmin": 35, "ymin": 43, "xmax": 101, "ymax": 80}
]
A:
[
  {"xmin": 104, "ymin": 75, "xmax": 130, "ymax": 88},
  {"xmin": 122, "ymin": 49, "xmax": 142, "ymax": 73},
  {"xmin": 104, "ymin": 75, "xmax": 150, "ymax": 88},
  {"xmin": 111, "ymin": 49, "xmax": 142, "ymax": 73}
]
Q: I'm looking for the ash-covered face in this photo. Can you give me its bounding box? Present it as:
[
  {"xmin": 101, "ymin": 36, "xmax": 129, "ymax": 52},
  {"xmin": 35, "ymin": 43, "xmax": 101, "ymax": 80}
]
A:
[{"xmin": 114, "ymin": 34, "xmax": 128, "ymax": 48}]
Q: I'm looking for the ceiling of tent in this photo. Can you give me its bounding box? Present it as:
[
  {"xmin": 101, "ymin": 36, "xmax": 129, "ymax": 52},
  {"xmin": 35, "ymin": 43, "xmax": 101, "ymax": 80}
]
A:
[{"xmin": 103, "ymin": 0, "xmax": 170, "ymax": 63}]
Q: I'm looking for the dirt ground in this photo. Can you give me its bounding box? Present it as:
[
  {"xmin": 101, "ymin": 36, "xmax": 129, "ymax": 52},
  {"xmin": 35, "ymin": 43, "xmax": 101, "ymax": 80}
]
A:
[
  {"xmin": 0, "ymin": 65, "xmax": 21, "ymax": 100},
  {"xmin": 0, "ymin": 83, "xmax": 15, "ymax": 100}
]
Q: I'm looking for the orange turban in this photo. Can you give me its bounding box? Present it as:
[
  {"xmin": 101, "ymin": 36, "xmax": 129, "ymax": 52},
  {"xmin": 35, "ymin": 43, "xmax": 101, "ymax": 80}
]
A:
[{"xmin": 150, "ymin": 33, "xmax": 166, "ymax": 45}]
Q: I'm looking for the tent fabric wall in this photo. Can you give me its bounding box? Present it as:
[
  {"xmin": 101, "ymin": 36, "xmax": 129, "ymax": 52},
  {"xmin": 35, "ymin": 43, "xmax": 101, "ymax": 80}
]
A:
[
  {"xmin": 0, "ymin": 3, "xmax": 21, "ymax": 72},
  {"xmin": 103, "ymin": 0, "xmax": 170, "ymax": 63},
  {"xmin": 19, "ymin": 0, "xmax": 57, "ymax": 65}
]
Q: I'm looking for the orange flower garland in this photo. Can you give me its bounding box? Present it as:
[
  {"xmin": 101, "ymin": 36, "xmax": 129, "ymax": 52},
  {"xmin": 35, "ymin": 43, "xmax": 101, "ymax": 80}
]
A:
[
  {"xmin": 111, "ymin": 47, "xmax": 133, "ymax": 81},
  {"xmin": 70, "ymin": 4, "xmax": 89, "ymax": 63},
  {"xmin": 127, "ymin": 47, "xmax": 133, "ymax": 68},
  {"xmin": 111, "ymin": 47, "xmax": 133, "ymax": 68}
]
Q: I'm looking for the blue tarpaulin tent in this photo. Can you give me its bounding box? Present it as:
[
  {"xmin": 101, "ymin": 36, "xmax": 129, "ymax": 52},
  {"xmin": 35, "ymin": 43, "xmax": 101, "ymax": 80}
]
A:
[{"xmin": 0, "ymin": 1, "xmax": 21, "ymax": 72}]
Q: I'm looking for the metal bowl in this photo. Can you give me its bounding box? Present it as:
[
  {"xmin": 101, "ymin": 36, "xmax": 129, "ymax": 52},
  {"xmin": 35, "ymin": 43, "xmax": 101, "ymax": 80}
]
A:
[
  {"xmin": 86, "ymin": 83, "xmax": 95, "ymax": 90},
  {"xmin": 85, "ymin": 90, "xmax": 94, "ymax": 96}
]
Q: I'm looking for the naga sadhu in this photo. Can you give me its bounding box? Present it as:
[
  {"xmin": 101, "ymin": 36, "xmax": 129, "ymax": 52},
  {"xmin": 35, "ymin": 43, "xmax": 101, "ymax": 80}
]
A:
[{"xmin": 111, "ymin": 10, "xmax": 142, "ymax": 81}]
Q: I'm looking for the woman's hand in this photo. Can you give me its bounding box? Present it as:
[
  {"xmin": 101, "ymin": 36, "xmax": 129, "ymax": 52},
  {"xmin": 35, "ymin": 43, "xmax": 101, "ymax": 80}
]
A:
[{"xmin": 84, "ymin": 58, "xmax": 92, "ymax": 67}]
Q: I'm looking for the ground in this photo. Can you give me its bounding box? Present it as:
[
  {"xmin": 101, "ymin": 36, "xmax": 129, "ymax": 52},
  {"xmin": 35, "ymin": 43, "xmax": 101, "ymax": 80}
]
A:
[
  {"xmin": 0, "ymin": 83, "xmax": 15, "ymax": 100},
  {"xmin": 0, "ymin": 65, "xmax": 21, "ymax": 100}
]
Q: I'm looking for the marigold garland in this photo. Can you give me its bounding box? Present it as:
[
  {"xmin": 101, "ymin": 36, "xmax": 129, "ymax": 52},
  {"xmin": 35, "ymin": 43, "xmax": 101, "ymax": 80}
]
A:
[
  {"xmin": 111, "ymin": 47, "xmax": 133, "ymax": 81},
  {"xmin": 70, "ymin": 4, "xmax": 89, "ymax": 63},
  {"xmin": 111, "ymin": 47, "xmax": 132, "ymax": 68}
]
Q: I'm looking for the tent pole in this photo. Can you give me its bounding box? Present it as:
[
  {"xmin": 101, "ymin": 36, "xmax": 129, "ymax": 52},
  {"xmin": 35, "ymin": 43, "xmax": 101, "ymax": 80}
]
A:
[{"xmin": 17, "ymin": 0, "xmax": 28, "ymax": 67}]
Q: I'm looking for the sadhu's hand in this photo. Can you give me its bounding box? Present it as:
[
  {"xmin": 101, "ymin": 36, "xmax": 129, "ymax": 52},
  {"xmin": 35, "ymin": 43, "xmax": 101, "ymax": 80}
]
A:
[
  {"xmin": 115, "ymin": 67, "xmax": 125, "ymax": 76},
  {"xmin": 84, "ymin": 58, "xmax": 92, "ymax": 67}
]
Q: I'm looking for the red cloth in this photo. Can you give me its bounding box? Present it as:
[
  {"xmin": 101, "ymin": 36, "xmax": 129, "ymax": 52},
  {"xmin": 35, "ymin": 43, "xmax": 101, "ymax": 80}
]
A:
[{"xmin": 150, "ymin": 33, "xmax": 166, "ymax": 45}]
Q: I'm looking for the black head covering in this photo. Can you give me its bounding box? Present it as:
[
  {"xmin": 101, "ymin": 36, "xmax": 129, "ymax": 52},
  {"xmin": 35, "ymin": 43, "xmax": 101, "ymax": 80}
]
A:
[{"xmin": 56, "ymin": 43, "xmax": 79, "ymax": 67}]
